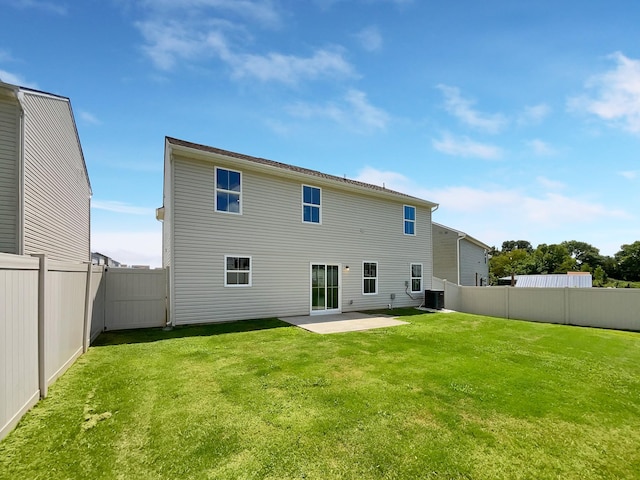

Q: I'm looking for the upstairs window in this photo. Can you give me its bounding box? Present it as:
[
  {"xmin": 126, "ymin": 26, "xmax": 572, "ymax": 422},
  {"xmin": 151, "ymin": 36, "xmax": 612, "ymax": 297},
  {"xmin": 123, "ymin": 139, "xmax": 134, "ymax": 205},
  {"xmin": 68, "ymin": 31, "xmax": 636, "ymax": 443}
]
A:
[
  {"xmin": 216, "ymin": 167, "xmax": 241, "ymax": 214},
  {"xmin": 363, "ymin": 261, "xmax": 378, "ymax": 295},
  {"xmin": 404, "ymin": 205, "xmax": 416, "ymax": 235},
  {"xmin": 302, "ymin": 185, "xmax": 321, "ymax": 224},
  {"xmin": 225, "ymin": 256, "xmax": 251, "ymax": 286},
  {"xmin": 410, "ymin": 263, "xmax": 423, "ymax": 293}
]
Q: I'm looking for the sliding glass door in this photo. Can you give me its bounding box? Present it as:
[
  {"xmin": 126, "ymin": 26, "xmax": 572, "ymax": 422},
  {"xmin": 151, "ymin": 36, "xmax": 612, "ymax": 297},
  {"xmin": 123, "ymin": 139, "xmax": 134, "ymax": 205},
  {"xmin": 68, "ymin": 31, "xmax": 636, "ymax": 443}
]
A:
[{"xmin": 311, "ymin": 264, "xmax": 340, "ymax": 314}]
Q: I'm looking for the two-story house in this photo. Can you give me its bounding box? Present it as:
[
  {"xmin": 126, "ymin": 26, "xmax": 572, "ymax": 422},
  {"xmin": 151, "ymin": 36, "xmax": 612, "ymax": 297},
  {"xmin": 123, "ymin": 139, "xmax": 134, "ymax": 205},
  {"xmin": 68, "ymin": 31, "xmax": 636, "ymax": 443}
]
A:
[
  {"xmin": 158, "ymin": 137, "xmax": 439, "ymax": 325},
  {"xmin": 0, "ymin": 82, "xmax": 91, "ymax": 262},
  {"xmin": 432, "ymin": 222, "xmax": 490, "ymax": 286}
]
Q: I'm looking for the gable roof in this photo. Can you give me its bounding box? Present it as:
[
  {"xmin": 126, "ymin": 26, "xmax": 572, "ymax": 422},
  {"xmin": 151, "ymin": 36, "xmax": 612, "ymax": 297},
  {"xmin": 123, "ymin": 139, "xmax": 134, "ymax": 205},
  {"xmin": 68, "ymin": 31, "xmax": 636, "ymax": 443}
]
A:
[
  {"xmin": 432, "ymin": 222, "xmax": 490, "ymax": 250},
  {"xmin": 166, "ymin": 136, "xmax": 438, "ymax": 208},
  {"xmin": 0, "ymin": 81, "xmax": 92, "ymax": 195}
]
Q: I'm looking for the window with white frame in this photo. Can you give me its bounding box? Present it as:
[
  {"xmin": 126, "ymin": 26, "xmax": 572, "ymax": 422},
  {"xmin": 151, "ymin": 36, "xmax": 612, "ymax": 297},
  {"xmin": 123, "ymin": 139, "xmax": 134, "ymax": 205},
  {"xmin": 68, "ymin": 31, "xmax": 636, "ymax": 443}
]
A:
[
  {"xmin": 410, "ymin": 263, "xmax": 423, "ymax": 293},
  {"xmin": 302, "ymin": 185, "xmax": 321, "ymax": 224},
  {"xmin": 225, "ymin": 256, "xmax": 251, "ymax": 286},
  {"xmin": 363, "ymin": 261, "xmax": 378, "ymax": 295},
  {"xmin": 404, "ymin": 205, "xmax": 416, "ymax": 235},
  {"xmin": 215, "ymin": 167, "xmax": 242, "ymax": 214}
]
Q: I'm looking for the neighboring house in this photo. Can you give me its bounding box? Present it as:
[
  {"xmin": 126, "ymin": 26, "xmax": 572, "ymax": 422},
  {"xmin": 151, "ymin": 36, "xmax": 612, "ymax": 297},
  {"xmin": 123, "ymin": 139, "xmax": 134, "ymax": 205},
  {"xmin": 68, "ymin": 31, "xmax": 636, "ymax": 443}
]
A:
[
  {"xmin": 501, "ymin": 273, "xmax": 593, "ymax": 288},
  {"xmin": 0, "ymin": 82, "xmax": 91, "ymax": 262},
  {"xmin": 432, "ymin": 222, "xmax": 490, "ymax": 286},
  {"xmin": 91, "ymin": 251, "xmax": 121, "ymax": 267},
  {"xmin": 158, "ymin": 137, "xmax": 438, "ymax": 325}
]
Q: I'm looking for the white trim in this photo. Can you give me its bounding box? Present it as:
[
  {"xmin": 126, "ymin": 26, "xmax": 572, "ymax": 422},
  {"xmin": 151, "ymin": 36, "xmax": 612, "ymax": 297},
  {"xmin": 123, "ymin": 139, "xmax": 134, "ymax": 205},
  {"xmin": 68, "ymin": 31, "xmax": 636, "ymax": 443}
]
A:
[
  {"xmin": 214, "ymin": 166, "xmax": 243, "ymax": 215},
  {"xmin": 403, "ymin": 204, "xmax": 416, "ymax": 236},
  {"xmin": 309, "ymin": 263, "xmax": 342, "ymax": 315},
  {"xmin": 224, "ymin": 255, "xmax": 252, "ymax": 287},
  {"xmin": 410, "ymin": 262, "xmax": 423, "ymax": 293},
  {"xmin": 301, "ymin": 184, "xmax": 322, "ymax": 225},
  {"xmin": 362, "ymin": 260, "xmax": 378, "ymax": 295}
]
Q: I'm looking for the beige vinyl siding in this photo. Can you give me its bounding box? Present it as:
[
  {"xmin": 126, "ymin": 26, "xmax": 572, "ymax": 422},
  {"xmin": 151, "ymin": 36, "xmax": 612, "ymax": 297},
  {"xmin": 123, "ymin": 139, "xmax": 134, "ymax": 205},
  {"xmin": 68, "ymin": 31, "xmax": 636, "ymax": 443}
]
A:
[
  {"xmin": 0, "ymin": 98, "xmax": 20, "ymax": 254},
  {"xmin": 171, "ymin": 154, "xmax": 432, "ymax": 324},
  {"xmin": 459, "ymin": 239, "xmax": 488, "ymax": 286},
  {"xmin": 432, "ymin": 224, "xmax": 458, "ymax": 283},
  {"xmin": 21, "ymin": 93, "xmax": 90, "ymax": 262}
]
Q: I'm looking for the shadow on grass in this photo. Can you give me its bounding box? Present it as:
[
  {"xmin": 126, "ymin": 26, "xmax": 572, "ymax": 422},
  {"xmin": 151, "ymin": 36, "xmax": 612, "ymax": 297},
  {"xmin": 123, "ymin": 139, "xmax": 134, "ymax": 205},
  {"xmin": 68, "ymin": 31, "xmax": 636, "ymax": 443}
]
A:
[
  {"xmin": 92, "ymin": 318, "xmax": 291, "ymax": 347},
  {"xmin": 361, "ymin": 307, "xmax": 432, "ymax": 318}
]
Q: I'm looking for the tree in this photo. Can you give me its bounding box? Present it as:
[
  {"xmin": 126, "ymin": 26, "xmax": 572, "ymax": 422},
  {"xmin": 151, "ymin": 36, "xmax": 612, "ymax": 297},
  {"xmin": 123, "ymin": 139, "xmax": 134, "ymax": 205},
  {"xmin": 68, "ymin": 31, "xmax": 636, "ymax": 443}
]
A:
[
  {"xmin": 593, "ymin": 266, "xmax": 607, "ymax": 286},
  {"xmin": 490, "ymin": 248, "xmax": 536, "ymax": 280},
  {"xmin": 615, "ymin": 241, "xmax": 640, "ymax": 281},
  {"xmin": 501, "ymin": 240, "xmax": 534, "ymax": 254},
  {"xmin": 533, "ymin": 244, "xmax": 573, "ymax": 274},
  {"xmin": 561, "ymin": 240, "xmax": 603, "ymax": 271}
]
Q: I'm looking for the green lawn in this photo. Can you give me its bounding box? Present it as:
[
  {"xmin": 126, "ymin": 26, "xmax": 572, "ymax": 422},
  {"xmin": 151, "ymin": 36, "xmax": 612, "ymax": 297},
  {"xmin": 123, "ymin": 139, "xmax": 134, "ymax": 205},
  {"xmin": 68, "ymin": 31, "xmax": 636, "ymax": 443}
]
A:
[{"xmin": 1, "ymin": 310, "xmax": 639, "ymax": 479}]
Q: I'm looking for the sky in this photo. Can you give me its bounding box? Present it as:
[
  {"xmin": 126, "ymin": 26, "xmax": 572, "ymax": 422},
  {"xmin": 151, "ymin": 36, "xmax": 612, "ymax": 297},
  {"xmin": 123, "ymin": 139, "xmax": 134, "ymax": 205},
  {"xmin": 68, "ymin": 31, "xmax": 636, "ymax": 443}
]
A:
[{"xmin": 1, "ymin": 0, "xmax": 639, "ymax": 267}]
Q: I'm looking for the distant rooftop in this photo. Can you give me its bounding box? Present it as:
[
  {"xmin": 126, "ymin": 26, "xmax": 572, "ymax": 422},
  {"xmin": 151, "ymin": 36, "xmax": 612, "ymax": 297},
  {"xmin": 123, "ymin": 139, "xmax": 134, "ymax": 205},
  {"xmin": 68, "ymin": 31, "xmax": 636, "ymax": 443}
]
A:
[{"xmin": 500, "ymin": 273, "xmax": 593, "ymax": 288}]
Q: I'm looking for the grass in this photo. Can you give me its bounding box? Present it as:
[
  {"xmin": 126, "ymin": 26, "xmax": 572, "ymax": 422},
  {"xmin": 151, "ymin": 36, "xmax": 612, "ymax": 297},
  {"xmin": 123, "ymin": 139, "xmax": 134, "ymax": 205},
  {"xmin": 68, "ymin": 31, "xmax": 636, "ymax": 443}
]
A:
[{"xmin": 1, "ymin": 309, "xmax": 639, "ymax": 479}]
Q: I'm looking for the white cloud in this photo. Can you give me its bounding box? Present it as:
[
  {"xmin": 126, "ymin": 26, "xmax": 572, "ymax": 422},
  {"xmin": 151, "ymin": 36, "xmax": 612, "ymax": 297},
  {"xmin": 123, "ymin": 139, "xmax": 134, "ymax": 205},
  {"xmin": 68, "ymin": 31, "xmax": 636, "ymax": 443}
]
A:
[
  {"xmin": 92, "ymin": 200, "xmax": 156, "ymax": 216},
  {"xmin": 536, "ymin": 176, "xmax": 565, "ymax": 190},
  {"xmin": 569, "ymin": 52, "xmax": 640, "ymax": 135},
  {"xmin": 353, "ymin": 167, "xmax": 632, "ymax": 251},
  {"xmin": 136, "ymin": 17, "xmax": 356, "ymax": 83},
  {"xmin": 286, "ymin": 89, "xmax": 389, "ymax": 133},
  {"xmin": 92, "ymin": 231, "xmax": 162, "ymax": 268},
  {"xmin": 79, "ymin": 110, "xmax": 101, "ymax": 125},
  {"xmin": 354, "ymin": 26, "xmax": 382, "ymax": 52},
  {"xmin": 619, "ymin": 170, "xmax": 638, "ymax": 180},
  {"xmin": 7, "ymin": 0, "xmax": 67, "ymax": 15},
  {"xmin": 436, "ymin": 84, "xmax": 507, "ymax": 133},
  {"xmin": 136, "ymin": 0, "xmax": 281, "ymax": 27},
  {"xmin": 518, "ymin": 103, "xmax": 551, "ymax": 125},
  {"xmin": 0, "ymin": 69, "xmax": 37, "ymax": 88},
  {"xmin": 231, "ymin": 48, "xmax": 356, "ymax": 84},
  {"xmin": 526, "ymin": 139, "xmax": 557, "ymax": 156},
  {"xmin": 432, "ymin": 132, "xmax": 503, "ymax": 160}
]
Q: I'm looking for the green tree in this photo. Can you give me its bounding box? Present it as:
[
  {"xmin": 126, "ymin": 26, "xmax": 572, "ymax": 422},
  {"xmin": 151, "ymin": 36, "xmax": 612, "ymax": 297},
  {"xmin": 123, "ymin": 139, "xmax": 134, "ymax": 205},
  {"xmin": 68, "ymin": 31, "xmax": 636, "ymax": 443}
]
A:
[
  {"xmin": 561, "ymin": 240, "xmax": 603, "ymax": 271},
  {"xmin": 593, "ymin": 266, "xmax": 607, "ymax": 286},
  {"xmin": 615, "ymin": 241, "xmax": 640, "ymax": 281},
  {"xmin": 490, "ymin": 248, "xmax": 536, "ymax": 282},
  {"xmin": 533, "ymin": 244, "xmax": 573, "ymax": 274},
  {"xmin": 501, "ymin": 240, "xmax": 534, "ymax": 254}
]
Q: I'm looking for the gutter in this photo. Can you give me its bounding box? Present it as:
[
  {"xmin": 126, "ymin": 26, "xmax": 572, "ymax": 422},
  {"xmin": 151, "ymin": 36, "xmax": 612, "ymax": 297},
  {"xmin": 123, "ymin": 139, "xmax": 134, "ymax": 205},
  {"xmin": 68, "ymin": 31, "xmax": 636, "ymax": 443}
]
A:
[{"xmin": 456, "ymin": 233, "xmax": 466, "ymax": 285}]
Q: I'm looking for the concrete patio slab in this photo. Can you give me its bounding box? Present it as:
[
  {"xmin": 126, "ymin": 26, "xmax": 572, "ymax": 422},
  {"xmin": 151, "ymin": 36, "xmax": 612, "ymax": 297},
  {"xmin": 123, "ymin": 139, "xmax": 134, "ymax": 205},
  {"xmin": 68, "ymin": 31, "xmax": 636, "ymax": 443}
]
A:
[{"xmin": 279, "ymin": 311, "xmax": 408, "ymax": 334}]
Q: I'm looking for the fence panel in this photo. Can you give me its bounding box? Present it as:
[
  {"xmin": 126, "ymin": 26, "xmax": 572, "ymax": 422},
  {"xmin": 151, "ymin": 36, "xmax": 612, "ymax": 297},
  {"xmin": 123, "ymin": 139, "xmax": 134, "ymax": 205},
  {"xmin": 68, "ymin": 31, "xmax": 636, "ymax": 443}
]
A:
[
  {"xmin": 0, "ymin": 254, "xmax": 40, "ymax": 441},
  {"xmin": 44, "ymin": 261, "xmax": 88, "ymax": 386},
  {"xmin": 105, "ymin": 268, "xmax": 167, "ymax": 330},
  {"xmin": 508, "ymin": 288, "xmax": 567, "ymax": 324},
  {"xmin": 89, "ymin": 266, "xmax": 105, "ymax": 341},
  {"xmin": 569, "ymin": 289, "xmax": 640, "ymax": 331},
  {"xmin": 460, "ymin": 286, "xmax": 508, "ymax": 318}
]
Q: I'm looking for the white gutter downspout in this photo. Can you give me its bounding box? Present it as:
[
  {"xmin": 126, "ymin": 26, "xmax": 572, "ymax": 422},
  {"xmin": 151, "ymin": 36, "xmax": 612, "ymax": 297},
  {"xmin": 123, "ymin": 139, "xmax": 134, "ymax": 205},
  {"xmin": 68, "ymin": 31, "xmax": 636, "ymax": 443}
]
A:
[
  {"xmin": 16, "ymin": 89, "xmax": 26, "ymax": 255},
  {"xmin": 456, "ymin": 233, "xmax": 466, "ymax": 285}
]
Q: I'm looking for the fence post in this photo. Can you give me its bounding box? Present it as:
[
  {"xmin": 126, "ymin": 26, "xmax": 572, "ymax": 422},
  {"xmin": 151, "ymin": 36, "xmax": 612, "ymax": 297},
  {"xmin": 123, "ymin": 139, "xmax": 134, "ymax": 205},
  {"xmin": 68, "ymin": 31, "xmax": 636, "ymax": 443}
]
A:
[
  {"xmin": 564, "ymin": 287, "xmax": 569, "ymax": 325},
  {"xmin": 34, "ymin": 254, "xmax": 48, "ymax": 399},
  {"xmin": 505, "ymin": 286, "xmax": 510, "ymax": 319},
  {"xmin": 82, "ymin": 262, "xmax": 93, "ymax": 353}
]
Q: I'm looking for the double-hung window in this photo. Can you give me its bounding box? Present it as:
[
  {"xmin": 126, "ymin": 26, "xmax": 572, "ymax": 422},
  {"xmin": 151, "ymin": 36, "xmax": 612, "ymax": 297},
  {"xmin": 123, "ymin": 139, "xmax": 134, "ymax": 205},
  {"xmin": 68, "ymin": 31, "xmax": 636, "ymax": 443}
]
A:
[
  {"xmin": 363, "ymin": 261, "xmax": 378, "ymax": 295},
  {"xmin": 302, "ymin": 185, "xmax": 321, "ymax": 224},
  {"xmin": 404, "ymin": 205, "xmax": 416, "ymax": 235},
  {"xmin": 225, "ymin": 256, "xmax": 251, "ymax": 286},
  {"xmin": 410, "ymin": 263, "xmax": 423, "ymax": 293},
  {"xmin": 215, "ymin": 167, "xmax": 242, "ymax": 214}
]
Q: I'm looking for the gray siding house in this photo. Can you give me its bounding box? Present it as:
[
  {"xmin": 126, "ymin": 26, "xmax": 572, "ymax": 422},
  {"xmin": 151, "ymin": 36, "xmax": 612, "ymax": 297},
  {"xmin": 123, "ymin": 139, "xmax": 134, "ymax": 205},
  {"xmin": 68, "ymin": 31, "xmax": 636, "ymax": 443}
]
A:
[
  {"xmin": 432, "ymin": 222, "xmax": 489, "ymax": 286},
  {"xmin": 0, "ymin": 82, "xmax": 91, "ymax": 262},
  {"xmin": 159, "ymin": 137, "xmax": 438, "ymax": 325}
]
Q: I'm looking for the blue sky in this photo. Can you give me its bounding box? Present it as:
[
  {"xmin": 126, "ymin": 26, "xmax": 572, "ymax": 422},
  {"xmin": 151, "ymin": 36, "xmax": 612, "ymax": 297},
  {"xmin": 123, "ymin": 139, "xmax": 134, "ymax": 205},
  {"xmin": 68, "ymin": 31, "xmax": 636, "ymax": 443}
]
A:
[{"xmin": 1, "ymin": 0, "xmax": 639, "ymax": 267}]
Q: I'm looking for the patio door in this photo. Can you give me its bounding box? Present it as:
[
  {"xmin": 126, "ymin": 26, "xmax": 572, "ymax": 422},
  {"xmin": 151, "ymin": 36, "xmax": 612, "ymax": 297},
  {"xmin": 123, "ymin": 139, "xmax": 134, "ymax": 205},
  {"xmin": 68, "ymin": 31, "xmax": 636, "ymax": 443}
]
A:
[{"xmin": 310, "ymin": 264, "xmax": 341, "ymax": 314}]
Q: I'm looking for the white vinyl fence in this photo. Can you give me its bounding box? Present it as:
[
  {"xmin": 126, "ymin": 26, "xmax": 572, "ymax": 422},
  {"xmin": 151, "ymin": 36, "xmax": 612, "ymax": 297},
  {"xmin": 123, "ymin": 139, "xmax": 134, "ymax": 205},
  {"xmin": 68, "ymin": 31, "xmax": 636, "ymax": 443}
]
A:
[
  {"xmin": 1, "ymin": 254, "xmax": 167, "ymax": 441},
  {"xmin": 443, "ymin": 281, "xmax": 640, "ymax": 331}
]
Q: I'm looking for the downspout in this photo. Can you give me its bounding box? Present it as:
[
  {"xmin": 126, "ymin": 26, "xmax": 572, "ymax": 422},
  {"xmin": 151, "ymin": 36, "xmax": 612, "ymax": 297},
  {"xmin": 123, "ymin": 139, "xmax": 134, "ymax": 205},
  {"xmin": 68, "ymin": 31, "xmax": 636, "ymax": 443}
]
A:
[
  {"xmin": 16, "ymin": 89, "xmax": 26, "ymax": 255},
  {"xmin": 456, "ymin": 233, "xmax": 466, "ymax": 285}
]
